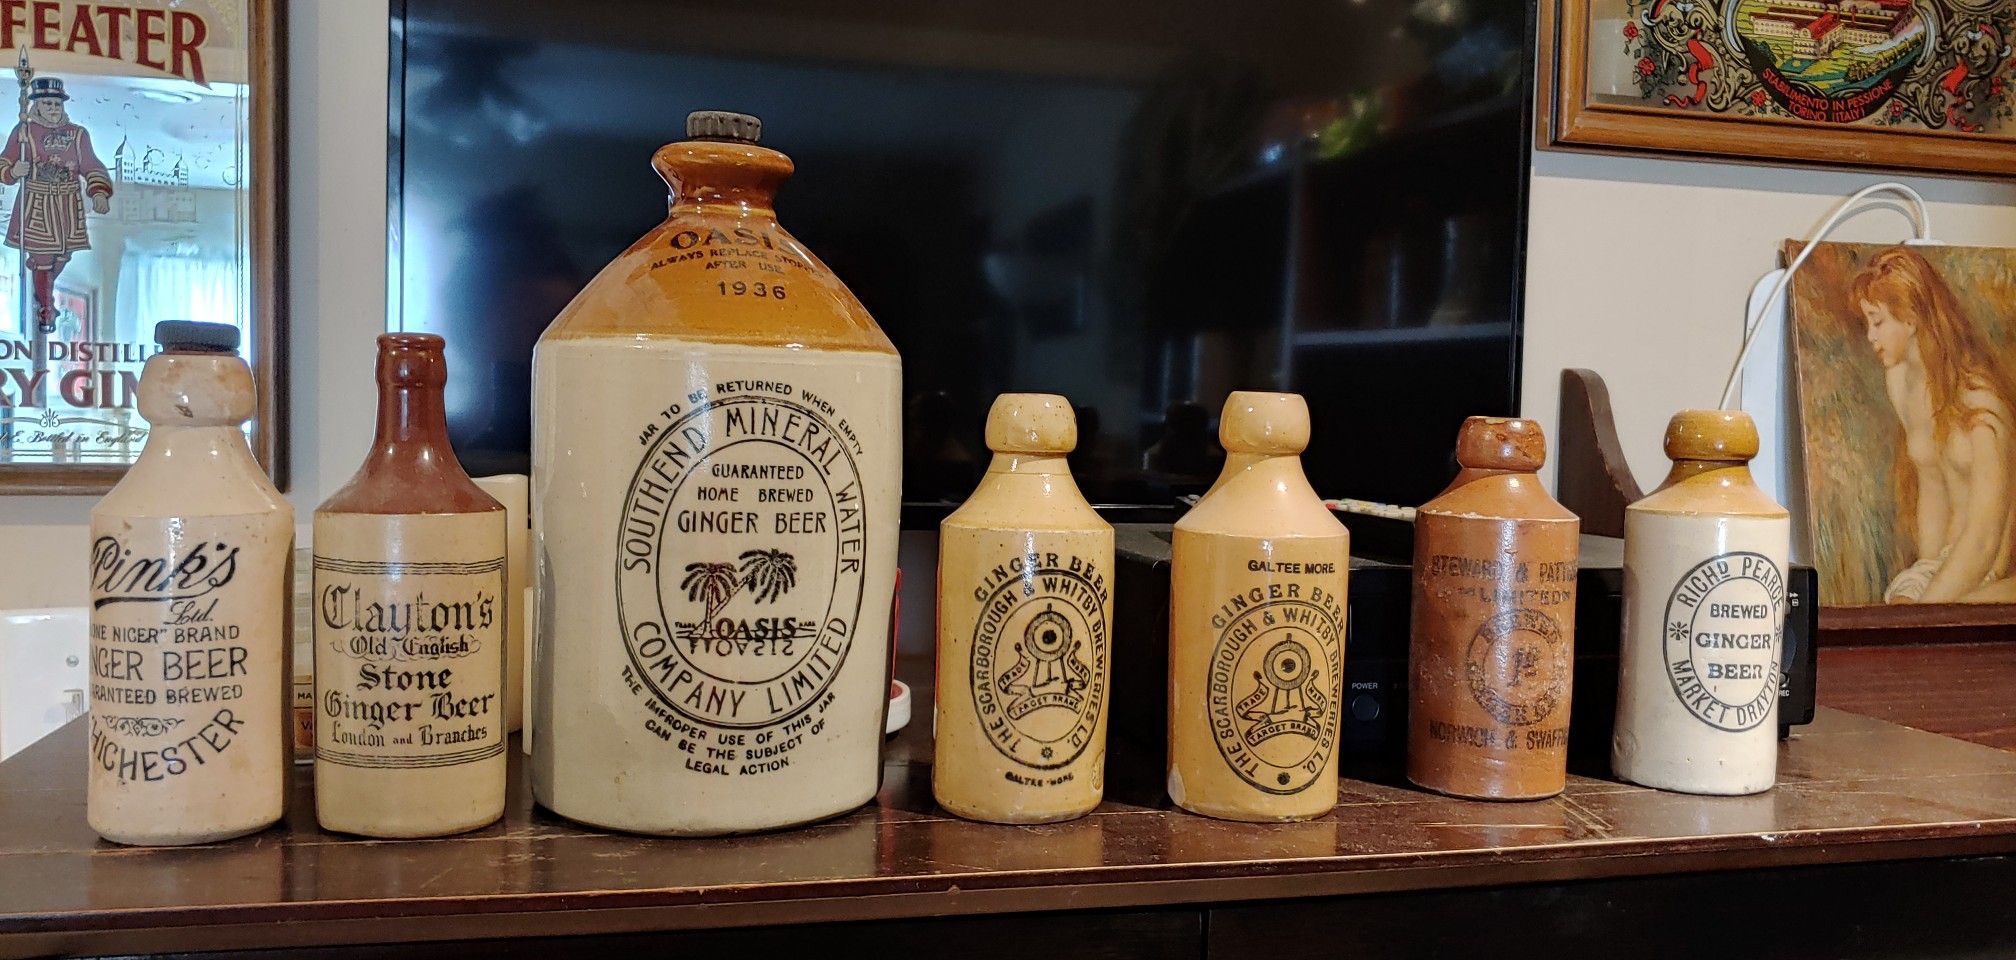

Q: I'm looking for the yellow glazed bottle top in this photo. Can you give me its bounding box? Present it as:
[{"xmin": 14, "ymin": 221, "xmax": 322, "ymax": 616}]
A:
[
  {"xmin": 985, "ymin": 393, "xmax": 1077, "ymax": 454},
  {"xmin": 1664, "ymin": 409, "xmax": 1760, "ymax": 463},
  {"xmin": 1219, "ymin": 391, "xmax": 1309, "ymax": 456},
  {"xmin": 1455, "ymin": 416, "xmax": 1546, "ymax": 472}
]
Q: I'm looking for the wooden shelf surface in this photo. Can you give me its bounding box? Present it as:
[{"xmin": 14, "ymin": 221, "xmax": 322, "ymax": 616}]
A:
[{"xmin": 5, "ymin": 656, "xmax": 2016, "ymax": 957}]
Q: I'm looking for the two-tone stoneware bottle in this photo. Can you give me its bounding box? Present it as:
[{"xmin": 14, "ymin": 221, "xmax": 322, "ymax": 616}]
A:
[
  {"xmin": 313, "ymin": 334, "xmax": 508, "ymax": 837},
  {"xmin": 87, "ymin": 321, "xmax": 293, "ymax": 846},
  {"xmin": 1613, "ymin": 410, "xmax": 1789, "ymax": 796},
  {"xmin": 935, "ymin": 394, "xmax": 1113, "ymax": 824},
  {"xmin": 531, "ymin": 110, "xmax": 901, "ymax": 834},
  {"xmin": 1407, "ymin": 417, "xmax": 1579, "ymax": 801},
  {"xmin": 1168, "ymin": 392, "xmax": 1348, "ymax": 822}
]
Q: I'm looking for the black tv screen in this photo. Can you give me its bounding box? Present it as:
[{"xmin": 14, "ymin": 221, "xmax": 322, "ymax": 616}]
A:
[{"xmin": 392, "ymin": 0, "xmax": 1532, "ymax": 515}]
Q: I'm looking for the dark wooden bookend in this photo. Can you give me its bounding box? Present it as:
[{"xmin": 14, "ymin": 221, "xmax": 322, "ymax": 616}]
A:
[{"xmin": 1555, "ymin": 368, "xmax": 1644, "ymax": 539}]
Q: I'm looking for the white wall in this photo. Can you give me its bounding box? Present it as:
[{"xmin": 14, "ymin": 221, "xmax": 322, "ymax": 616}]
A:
[
  {"xmin": 1522, "ymin": 149, "xmax": 2016, "ymax": 491},
  {"xmin": 8, "ymin": 7, "xmax": 2016, "ymax": 607},
  {"xmin": 0, "ymin": 0, "xmax": 387, "ymax": 609}
]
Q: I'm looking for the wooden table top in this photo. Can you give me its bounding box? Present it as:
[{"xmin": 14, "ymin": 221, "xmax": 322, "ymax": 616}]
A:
[{"xmin": 6, "ymin": 668, "xmax": 2016, "ymax": 956}]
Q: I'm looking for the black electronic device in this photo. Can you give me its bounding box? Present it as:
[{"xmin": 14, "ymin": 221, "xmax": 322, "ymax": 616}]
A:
[
  {"xmin": 1110, "ymin": 524, "xmax": 1818, "ymax": 779},
  {"xmin": 392, "ymin": 0, "xmax": 1534, "ymax": 516}
]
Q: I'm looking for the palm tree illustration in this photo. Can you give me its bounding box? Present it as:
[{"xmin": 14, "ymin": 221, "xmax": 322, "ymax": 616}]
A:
[
  {"xmin": 681, "ymin": 550, "xmax": 798, "ymax": 629},
  {"xmin": 681, "ymin": 562, "xmax": 740, "ymax": 622},
  {"xmin": 738, "ymin": 549, "xmax": 797, "ymax": 604}
]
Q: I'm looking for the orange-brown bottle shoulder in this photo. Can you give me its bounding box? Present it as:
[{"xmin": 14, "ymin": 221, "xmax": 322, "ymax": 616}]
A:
[
  {"xmin": 539, "ymin": 212, "xmax": 895, "ymax": 355},
  {"xmin": 1631, "ymin": 464, "xmax": 1788, "ymax": 518},
  {"xmin": 1419, "ymin": 471, "xmax": 1579, "ymax": 523}
]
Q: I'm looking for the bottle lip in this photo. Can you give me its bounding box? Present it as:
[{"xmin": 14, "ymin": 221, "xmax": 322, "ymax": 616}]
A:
[
  {"xmin": 375, "ymin": 332, "xmax": 449, "ymax": 387},
  {"xmin": 1219, "ymin": 391, "xmax": 1310, "ymax": 455},
  {"xmin": 1455, "ymin": 416, "xmax": 1546, "ymax": 471}
]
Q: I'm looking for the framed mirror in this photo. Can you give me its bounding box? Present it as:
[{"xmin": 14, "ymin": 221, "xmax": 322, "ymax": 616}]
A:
[{"xmin": 0, "ymin": 0, "xmax": 284, "ymax": 494}]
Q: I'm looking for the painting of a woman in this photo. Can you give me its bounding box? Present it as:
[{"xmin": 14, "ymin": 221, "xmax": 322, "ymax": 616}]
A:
[{"xmin": 1852, "ymin": 247, "xmax": 2016, "ymax": 604}]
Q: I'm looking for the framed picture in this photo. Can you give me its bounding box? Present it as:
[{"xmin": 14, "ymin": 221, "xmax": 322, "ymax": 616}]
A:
[
  {"xmin": 0, "ymin": 0, "xmax": 284, "ymax": 494},
  {"xmin": 1787, "ymin": 240, "xmax": 2016, "ymax": 632},
  {"xmin": 1540, "ymin": 0, "xmax": 2016, "ymax": 176}
]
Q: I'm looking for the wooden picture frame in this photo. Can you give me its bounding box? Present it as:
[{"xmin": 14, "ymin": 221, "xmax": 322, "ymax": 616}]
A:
[
  {"xmin": 1540, "ymin": 0, "xmax": 2016, "ymax": 177},
  {"xmin": 0, "ymin": 0, "xmax": 286, "ymax": 494}
]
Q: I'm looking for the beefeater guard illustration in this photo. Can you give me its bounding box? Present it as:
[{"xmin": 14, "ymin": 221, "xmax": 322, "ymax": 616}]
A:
[{"xmin": 3, "ymin": 51, "xmax": 112, "ymax": 333}]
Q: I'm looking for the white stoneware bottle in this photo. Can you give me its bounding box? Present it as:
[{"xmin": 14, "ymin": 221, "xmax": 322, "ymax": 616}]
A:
[
  {"xmin": 87, "ymin": 321, "xmax": 292, "ymax": 846},
  {"xmin": 1613, "ymin": 410, "xmax": 1790, "ymax": 796},
  {"xmin": 531, "ymin": 111, "xmax": 901, "ymax": 835}
]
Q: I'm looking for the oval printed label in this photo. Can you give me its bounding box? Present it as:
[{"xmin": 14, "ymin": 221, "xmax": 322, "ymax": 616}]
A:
[
  {"xmin": 1208, "ymin": 599, "xmax": 1342, "ymax": 795},
  {"xmin": 615, "ymin": 392, "xmax": 869, "ymax": 731},
  {"xmin": 969, "ymin": 557, "xmax": 1108, "ymax": 771},
  {"xmin": 1663, "ymin": 551, "xmax": 1785, "ymax": 732},
  {"xmin": 1465, "ymin": 608, "xmax": 1569, "ymax": 727}
]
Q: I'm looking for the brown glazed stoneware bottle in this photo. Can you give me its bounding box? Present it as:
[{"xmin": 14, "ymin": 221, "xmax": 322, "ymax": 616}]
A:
[
  {"xmin": 314, "ymin": 333, "xmax": 507, "ymax": 837},
  {"xmin": 1168, "ymin": 392, "xmax": 1348, "ymax": 822},
  {"xmin": 1407, "ymin": 417, "xmax": 1580, "ymax": 800},
  {"xmin": 532, "ymin": 111, "xmax": 901, "ymax": 835},
  {"xmin": 87, "ymin": 321, "xmax": 293, "ymax": 846},
  {"xmin": 935, "ymin": 394, "xmax": 1113, "ymax": 824},
  {"xmin": 1613, "ymin": 411, "xmax": 1789, "ymax": 796}
]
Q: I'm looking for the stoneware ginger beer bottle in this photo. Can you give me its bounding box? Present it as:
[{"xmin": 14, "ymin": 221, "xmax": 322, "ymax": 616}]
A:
[
  {"xmin": 532, "ymin": 111, "xmax": 901, "ymax": 835},
  {"xmin": 1613, "ymin": 410, "xmax": 1789, "ymax": 796},
  {"xmin": 1168, "ymin": 392, "xmax": 1348, "ymax": 821},
  {"xmin": 935, "ymin": 394, "xmax": 1113, "ymax": 824},
  {"xmin": 314, "ymin": 333, "xmax": 508, "ymax": 837},
  {"xmin": 87, "ymin": 321, "xmax": 292, "ymax": 846},
  {"xmin": 1408, "ymin": 417, "xmax": 1579, "ymax": 801}
]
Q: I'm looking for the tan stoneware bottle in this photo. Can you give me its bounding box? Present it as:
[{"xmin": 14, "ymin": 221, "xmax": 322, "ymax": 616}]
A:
[
  {"xmin": 1168, "ymin": 392, "xmax": 1348, "ymax": 822},
  {"xmin": 531, "ymin": 110, "xmax": 901, "ymax": 835},
  {"xmin": 313, "ymin": 333, "xmax": 508, "ymax": 837},
  {"xmin": 1613, "ymin": 410, "xmax": 1789, "ymax": 796},
  {"xmin": 86, "ymin": 321, "xmax": 292, "ymax": 846},
  {"xmin": 1407, "ymin": 417, "xmax": 1580, "ymax": 801},
  {"xmin": 935, "ymin": 394, "xmax": 1113, "ymax": 824}
]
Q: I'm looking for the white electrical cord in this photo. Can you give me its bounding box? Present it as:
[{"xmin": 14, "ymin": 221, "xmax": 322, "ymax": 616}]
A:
[{"xmin": 1716, "ymin": 181, "xmax": 1935, "ymax": 410}]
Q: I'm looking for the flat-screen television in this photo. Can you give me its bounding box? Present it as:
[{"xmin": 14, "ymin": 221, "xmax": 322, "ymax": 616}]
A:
[{"xmin": 391, "ymin": 0, "xmax": 1533, "ymax": 519}]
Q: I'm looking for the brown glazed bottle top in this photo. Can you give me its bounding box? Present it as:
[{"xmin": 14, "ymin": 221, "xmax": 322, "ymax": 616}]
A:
[
  {"xmin": 985, "ymin": 393, "xmax": 1077, "ymax": 455},
  {"xmin": 1455, "ymin": 416, "xmax": 1546, "ymax": 472},
  {"xmin": 1179, "ymin": 391, "xmax": 1341, "ymax": 537},
  {"xmin": 1422, "ymin": 417, "xmax": 1575, "ymax": 521},
  {"xmin": 1664, "ymin": 409, "xmax": 1761, "ymax": 462},
  {"xmin": 318, "ymin": 333, "xmax": 501, "ymax": 516},
  {"xmin": 1219, "ymin": 391, "xmax": 1310, "ymax": 455},
  {"xmin": 540, "ymin": 111, "xmax": 893, "ymax": 354},
  {"xmin": 1637, "ymin": 409, "xmax": 1786, "ymax": 517}
]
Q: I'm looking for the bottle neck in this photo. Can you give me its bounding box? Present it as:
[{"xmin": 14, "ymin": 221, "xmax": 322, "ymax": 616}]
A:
[
  {"xmin": 1202, "ymin": 451, "xmax": 1309, "ymax": 499},
  {"xmin": 1659, "ymin": 459, "xmax": 1754, "ymax": 488},
  {"xmin": 669, "ymin": 183, "xmax": 779, "ymax": 217},
  {"xmin": 368, "ymin": 380, "xmax": 455, "ymax": 467},
  {"xmin": 986, "ymin": 451, "xmax": 1073, "ymax": 476}
]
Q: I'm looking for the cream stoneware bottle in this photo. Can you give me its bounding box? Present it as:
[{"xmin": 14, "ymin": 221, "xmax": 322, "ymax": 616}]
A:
[
  {"xmin": 87, "ymin": 321, "xmax": 292, "ymax": 846},
  {"xmin": 1168, "ymin": 392, "xmax": 1348, "ymax": 822},
  {"xmin": 1613, "ymin": 410, "xmax": 1789, "ymax": 796},
  {"xmin": 1407, "ymin": 417, "xmax": 1580, "ymax": 801},
  {"xmin": 314, "ymin": 333, "xmax": 508, "ymax": 837},
  {"xmin": 935, "ymin": 394, "xmax": 1113, "ymax": 824},
  {"xmin": 531, "ymin": 111, "xmax": 901, "ymax": 835}
]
